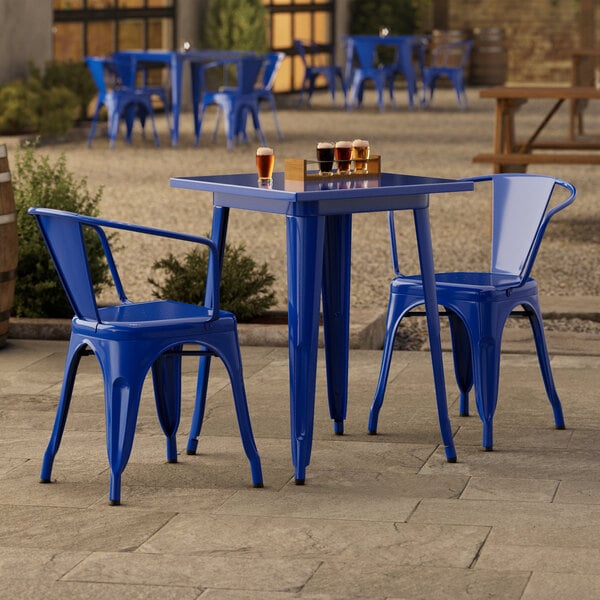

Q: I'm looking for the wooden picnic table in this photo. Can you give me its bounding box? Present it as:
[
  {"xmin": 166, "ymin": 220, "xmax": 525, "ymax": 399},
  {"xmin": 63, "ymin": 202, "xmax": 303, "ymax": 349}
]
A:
[{"xmin": 473, "ymin": 85, "xmax": 600, "ymax": 173}]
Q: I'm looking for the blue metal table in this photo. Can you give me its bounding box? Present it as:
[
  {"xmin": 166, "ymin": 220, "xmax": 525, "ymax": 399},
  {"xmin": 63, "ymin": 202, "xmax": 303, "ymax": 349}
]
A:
[
  {"xmin": 170, "ymin": 171, "xmax": 474, "ymax": 483},
  {"xmin": 112, "ymin": 49, "xmax": 253, "ymax": 146}
]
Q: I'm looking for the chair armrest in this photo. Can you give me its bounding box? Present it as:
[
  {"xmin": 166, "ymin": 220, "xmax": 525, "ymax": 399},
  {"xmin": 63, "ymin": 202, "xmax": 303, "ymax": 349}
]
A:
[{"xmin": 28, "ymin": 207, "xmax": 222, "ymax": 315}]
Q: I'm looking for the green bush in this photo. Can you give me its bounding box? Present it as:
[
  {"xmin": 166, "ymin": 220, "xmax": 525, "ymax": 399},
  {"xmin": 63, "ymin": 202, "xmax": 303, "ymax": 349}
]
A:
[
  {"xmin": 12, "ymin": 143, "xmax": 112, "ymax": 318},
  {"xmin": 40, "ymin": 60, "xmax": 96, "ymax": 122},
  {"xmin": 0, "ymin": 79, "xmax": 42, "ymax": 134},
  {"xmin": 0, "ymin": 63, "xmax": 82, "ymax": 136},
  {"xmin": 349, "ymin": 0, "xmax": 421, "ymax": 36},
  {"xmin": 149, "ymin": 242, "xmax": 276, "ymax": 321}
]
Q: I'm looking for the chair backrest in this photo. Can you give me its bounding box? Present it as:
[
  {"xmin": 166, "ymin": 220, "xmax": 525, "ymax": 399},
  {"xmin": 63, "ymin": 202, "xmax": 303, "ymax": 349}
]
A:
[
  {"xmin": 477, "ymin": 174, "xmax": 576, "ymax": 280},
  {"xmin": 28, "ymin": 207, "xmax": 222, "ymax": 322},
  {"xmin": 236, "ymin": 55, "xmax": 265, "ymax": 94},
  {"xmin": 388, "ymin": 174, "xmax": 576, "ymax": 283},
  {"xmin": 86, "ymin": 56, "xmax": 130, "ymax": 95},
  {"xmin": 293, "ymin": 40, "xmax": 309, "ymax": 68},
  {"xmin": 352, "ymin": 38, "xmax": 379, "ymax": 69},
  {"xmin": 261, "ymin": 52, "xmax": 285, "ymax": 91},
  {"xmin": 430, "ymin": 39, "xmax": 473, "ymax": 69}
]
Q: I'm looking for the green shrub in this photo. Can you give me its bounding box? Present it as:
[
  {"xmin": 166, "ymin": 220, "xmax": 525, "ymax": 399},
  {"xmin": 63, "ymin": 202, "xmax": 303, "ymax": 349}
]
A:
[
  {"xmin": 0, "ymin": 63, "xmax": 82, "ymax": 136},
  {"xmin": 12, "ymin": 143, "xmax": 112, "ymax": 318},
  {"xmin": 349, "ymin": 0, "xmax": 421, "ymax": 36},
  {"xmin": 0, "ymin": 79, "xmax": 42, "ymax": 134},
  {"xmin": 149, "ymin": 243, "xmax": 276, "ymax": 321},
  {"xmin": 40, "ymin": 60, "xmax": 96, "ymax": 122}
]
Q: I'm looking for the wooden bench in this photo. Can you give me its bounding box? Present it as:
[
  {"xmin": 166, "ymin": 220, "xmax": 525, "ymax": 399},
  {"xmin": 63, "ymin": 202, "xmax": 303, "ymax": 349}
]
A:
[{"xmin": 473, "ymin": 152, "xmax": 600, "ymax": 172}]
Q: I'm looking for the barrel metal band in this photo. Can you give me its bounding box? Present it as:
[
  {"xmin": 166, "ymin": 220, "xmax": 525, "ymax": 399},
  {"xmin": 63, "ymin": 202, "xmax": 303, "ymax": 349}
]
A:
[
  {"xmin": 0, "ymin": 269, "xmax": 17, "ymax": 283},
  {"xmin": 0, "ymin": 211, "xmax": 16, "ymax": 225},
  {"xmin": 0, "ymin": 145, "xmax": 6, "ymax": 159},
  {"xmin": 0, "ymin": 171, "xmax": 11, "ymax": 183}
]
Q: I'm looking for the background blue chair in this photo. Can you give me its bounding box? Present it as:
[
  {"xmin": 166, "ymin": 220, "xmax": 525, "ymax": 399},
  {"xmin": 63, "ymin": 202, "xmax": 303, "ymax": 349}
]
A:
[
  {"xmin": 29, "ymin": 207, "xmax": 263, "ymax": 505},
  {"xmin": 421, "ymin": 39, "xmax": 473, "ymax": 108},
  {"xmin": 346, "ymin": 37, "xmax": 397, "ymax": 111},
  {"xmin": 368, "ymin": 174, "xmax": 576, "ymax": 451},
  {"xmin": 294, "ymin": 40, "xmax": 346, "ymax": 107},
  {"xmin": 85, "ymin": 56, "xmax": 160, "ymax": 148},
  {"xmin": 194, "ymin": 55, "xmax": 267, "ymax": 150}
]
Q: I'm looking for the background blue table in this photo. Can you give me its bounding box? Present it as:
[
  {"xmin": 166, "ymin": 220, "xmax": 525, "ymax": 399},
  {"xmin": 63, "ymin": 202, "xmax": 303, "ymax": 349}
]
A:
[
  {"xmin": 112, "ymin": 49, "xmax": 253, "ymax": 146},
  {"xmin": 170, "ymin": 171, "xmax": 473, "ymax": 483}
]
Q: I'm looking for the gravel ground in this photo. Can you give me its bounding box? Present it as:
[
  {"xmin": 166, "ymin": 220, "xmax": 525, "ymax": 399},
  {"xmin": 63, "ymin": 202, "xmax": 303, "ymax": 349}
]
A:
[{"xmin": 5, "ymin": 87, "xmax": 599, "ymax": 329}]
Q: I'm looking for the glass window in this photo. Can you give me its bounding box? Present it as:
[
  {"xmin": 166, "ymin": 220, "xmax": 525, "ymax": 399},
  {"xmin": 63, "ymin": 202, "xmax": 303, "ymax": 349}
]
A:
[
  {"xmin": 118, "ymin": 19, "xmax": 144, "ymax": 49},
  {"xmin": 87, "ymin": 21, "xmax": 114, "ymax": 56},
  {"xmin": 53, "ymin": 22, "xmax": 83, "ymax": 62}
]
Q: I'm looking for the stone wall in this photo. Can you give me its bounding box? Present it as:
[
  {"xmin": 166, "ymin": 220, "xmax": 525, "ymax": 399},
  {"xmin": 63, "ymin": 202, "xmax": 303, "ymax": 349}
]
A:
[{"xmin": 444, "ymin": 0, "xmax": 594, "ymax": 84}]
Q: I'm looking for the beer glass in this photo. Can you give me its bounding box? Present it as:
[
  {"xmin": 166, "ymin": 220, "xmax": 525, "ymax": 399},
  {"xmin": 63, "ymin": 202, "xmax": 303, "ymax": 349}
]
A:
[
  {"xmin": 334, "ymin": 141, "xmax": 353, "ymax": 174},
  {"xmin": 352, "ymin": 139, "xmax": 370, "ymax": 173},
  {"xmin": 316, "ymin": 142, "xmax": 335, "ymax": 176},
  {"xmin": 256, "ymin": 147, "xmax": 275, "ymax": 184}
]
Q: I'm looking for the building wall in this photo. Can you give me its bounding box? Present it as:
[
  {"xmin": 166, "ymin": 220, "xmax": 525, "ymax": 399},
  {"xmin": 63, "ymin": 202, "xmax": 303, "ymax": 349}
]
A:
[
  {"xmin": 444, "ymin": 0, "xmax": 595, "ymax": 83},
  {"xmin": 0, "ymin": 0, "xmax": 53, "ymax": 85}
]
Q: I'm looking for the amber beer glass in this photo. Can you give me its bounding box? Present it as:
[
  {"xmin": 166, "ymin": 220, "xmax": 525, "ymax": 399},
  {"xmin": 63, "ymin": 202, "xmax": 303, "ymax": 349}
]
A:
[
  {"xmin": 334, "ymin": 140, "xmax": 353, "ymax": 174},
  {"xmin": 352, "ymin": 139, "xmax": 370, "ymax": 173},
  {"xmin": 316, "ymin": 142, "xmax": 335, "ymax": 175},
  {"xmin": 256, "ymin": 147, "xmax": 275, "ymax": 183}
]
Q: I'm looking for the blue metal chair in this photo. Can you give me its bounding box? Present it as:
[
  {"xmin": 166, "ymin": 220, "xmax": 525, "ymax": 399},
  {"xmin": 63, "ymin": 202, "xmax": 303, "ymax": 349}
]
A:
[
  {"xmin": 421, "ymin": 39, "xmax": 473, "ymax": 108},
  {"xmin": 195, "ymin": 55, "xmax": 267, "ymax": 150},
  {"xmin": 85, "ymin": 56, "xmax": 160, "ymax": 148},
  {"xmin": 368, "ymin": 174, "xmax": 576, "ymax": 451},
  {"xmin": 29, "ymin": 207, "xmax": 263, "ymax": 505},
  {"xmin": 294, "ymin": 40, "xmax": 346, "ymax": 107},
  {"xmin": 212, "ymin": 52, "xmax": 285, "ymax": 142},
  {"xmin": 346, "ymin": 37, "xmax": 397, "ymax": 111}
]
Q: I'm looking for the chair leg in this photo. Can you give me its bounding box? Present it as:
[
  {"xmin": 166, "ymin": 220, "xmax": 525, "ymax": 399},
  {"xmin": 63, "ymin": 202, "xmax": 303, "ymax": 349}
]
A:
[
  {"xmin": 469, "ymin": 314, "xmax": 504, "ymax": 451},
  {"xmin": 526, "ymin": 303, "xmax": 566, "ymax": 429},
  {"xmin": 368, "ymin": 298, "xmax": 402, "ymax": 434},
  {"xmin": 187, "ymin": 354, "xmax": 212, "ymax": 455},
  {"xmin": 40, "ymin": 340, "xmax": 86, "ymax": 483},
  {"xmin": 268, "ymin": 97, "xmax": 283, "ymax": 141},
  {"xmin": 104, "ymin": 373, "xmax": 144, "ymax": 505},
  {"xmin": 447, "ymin": 311, "xmax": 473, "ymax": 417},
  {"xmin": 205, "ymin": 330, "xmax": 263, "ymax": 487},
  {"xmin": 151, "ymin": 348, "xmax": 183, "ymax": 463}
]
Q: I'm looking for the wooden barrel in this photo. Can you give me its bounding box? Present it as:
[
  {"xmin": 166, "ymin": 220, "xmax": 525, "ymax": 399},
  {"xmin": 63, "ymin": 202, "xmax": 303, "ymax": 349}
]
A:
[
  {"xmin": 471, "ymin": 27, "xmax": 508, "ymax": 85},
  {"xmin": 0, "ymin": 144, "xmax": 18, "ymax": 349}
]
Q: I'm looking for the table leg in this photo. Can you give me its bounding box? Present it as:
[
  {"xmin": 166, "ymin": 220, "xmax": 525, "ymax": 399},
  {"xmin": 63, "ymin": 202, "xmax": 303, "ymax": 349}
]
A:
[
  {"xmin": 170, "ymin": 54, "xmax": 182, "ymax": 146},
  {"xmin": 186, "ymin": 205, "xmax": 230, "ymax": 454},
  {"xmin": 413, "ymin": 206, "xmax": 457, "ymax": 462},
  {"xmin": 322, "ymin": 214, "xmax": 351, "ymax": 435},
  {"xmin": 286, "ymin": 214, "xmax": 326, "ymax": 484}
]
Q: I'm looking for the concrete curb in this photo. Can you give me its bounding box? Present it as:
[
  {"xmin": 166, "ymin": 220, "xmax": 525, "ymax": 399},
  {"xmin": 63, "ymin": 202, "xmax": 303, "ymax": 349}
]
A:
[{"xmin": 6, "ymin": 296, "xmax": 599, "ymax": 353}]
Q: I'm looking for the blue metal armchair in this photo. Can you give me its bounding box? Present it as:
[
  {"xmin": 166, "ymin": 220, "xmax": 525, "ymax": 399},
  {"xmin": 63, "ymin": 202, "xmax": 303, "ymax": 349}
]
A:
[
  {"xmin": 368, "ymin": 174, "xmax": 576, "ymax": 451},
  {"xmin": 294, "ymin": 40, "xmax": 346, "ymax": 107},
  {"xmin": 346, "ymin": 37, "xmax": 397, "ymax": 111},
  {"xmin": 194, "ymin": 55, "xmax": 267, "ymax": 150},
  {"xmin": 86, "ymin": 56, "xmax": 160, "ymax": 148},
  {"xmin": 421, "ymin": 39, "xmax": 473, "ymax": 108},
  {"xmin": 29, "ymin": 207, "xmax": 263, "ymax": 505}
]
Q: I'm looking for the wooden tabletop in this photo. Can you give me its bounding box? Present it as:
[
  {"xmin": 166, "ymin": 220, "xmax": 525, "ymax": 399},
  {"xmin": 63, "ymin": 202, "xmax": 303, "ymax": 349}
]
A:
[{"xmin": 480, "ymin": 86, "xmax": 600, "ymax": 100}]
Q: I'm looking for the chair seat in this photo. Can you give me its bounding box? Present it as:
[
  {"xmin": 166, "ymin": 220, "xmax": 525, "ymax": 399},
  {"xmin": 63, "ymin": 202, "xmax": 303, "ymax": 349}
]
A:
[
  {"xmin": 94, "ymin": 301, "xmax": 234, "ymax": 332},
  {"xmin": 391, "ymin": 272, "xmax": 531, "ymax": 297}
]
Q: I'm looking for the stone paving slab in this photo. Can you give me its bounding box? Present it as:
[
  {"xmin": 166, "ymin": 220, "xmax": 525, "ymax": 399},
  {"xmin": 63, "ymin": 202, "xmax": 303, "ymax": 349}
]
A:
[{"xmin": 1, "ymin": 330, "xmax": 600, "ymax": 599}]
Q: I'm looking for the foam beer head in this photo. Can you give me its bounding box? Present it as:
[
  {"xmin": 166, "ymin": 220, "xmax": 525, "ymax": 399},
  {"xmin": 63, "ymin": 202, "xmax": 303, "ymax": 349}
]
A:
[
  {"xmin": 335, "ymin": 140, "xmax": 352, "ymax": 149},
  {"xmin": 317, "ymin": 142, "xmax": 334, "ymax": 150},
  {"xmin": 256, "ymin": 146, "xmax": 274, "ymax": 155},
  {"xmin": 352, "ymin": 139, "xmax": 369, "ymax": 148}
]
